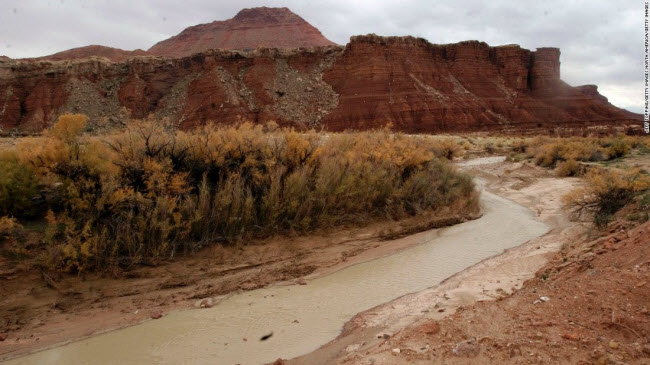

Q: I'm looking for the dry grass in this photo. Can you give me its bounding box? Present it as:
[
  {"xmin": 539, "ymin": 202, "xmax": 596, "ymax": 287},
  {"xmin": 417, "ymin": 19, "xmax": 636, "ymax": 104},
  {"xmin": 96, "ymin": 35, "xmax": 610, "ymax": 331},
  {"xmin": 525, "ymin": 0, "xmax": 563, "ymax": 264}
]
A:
[{"xmin": 0, "ymin": 115, "xmax": 478, "ymax": 272}]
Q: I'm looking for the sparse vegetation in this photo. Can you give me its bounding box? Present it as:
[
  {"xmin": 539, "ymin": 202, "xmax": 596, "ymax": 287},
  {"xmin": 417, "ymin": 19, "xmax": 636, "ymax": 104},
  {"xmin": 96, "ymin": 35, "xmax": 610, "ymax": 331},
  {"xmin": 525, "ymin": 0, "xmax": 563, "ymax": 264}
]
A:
[
  {"xmin": 555, "ymin": 159, "xmax": 583, "ymax": 177},
  {"xmin": 0, "ymin": 114, "xmax": 478, "ymax": 272},
  {"xmin": 523, "ymin": 136, "xmax": 646, "ymax": 167},
  {"xmin": 0, "ymin": 215, "xmax": 27, "ymax": 259},
  {"xmin": 564, "ymin": 168, "xmax": 650, "ymax": 227}
]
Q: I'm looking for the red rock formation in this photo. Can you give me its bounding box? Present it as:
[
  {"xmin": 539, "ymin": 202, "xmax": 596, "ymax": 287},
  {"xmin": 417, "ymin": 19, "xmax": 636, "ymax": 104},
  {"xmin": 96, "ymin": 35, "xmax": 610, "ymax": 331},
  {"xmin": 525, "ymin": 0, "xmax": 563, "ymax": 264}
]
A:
[
  {"xmin": 0, "ymin": 35, "xmax": 641, "ymax": 135},
  {"xmin": 321, "ymin": 35, "xmax": 640, "ymax": 134},
  {"xmin": 33, "ymin": 45, "xmax": 147, "ymax": 62},
  {"xmin": 148, "ymin": 7, "xmax": 336, "ymax": 58},
  {"xmin": 530, "ymin": 47, "xmax": 561, "ymax": 96},
  {"xmin": 16, "ymin": 7, "xmax": 334, "ymax": 63}
]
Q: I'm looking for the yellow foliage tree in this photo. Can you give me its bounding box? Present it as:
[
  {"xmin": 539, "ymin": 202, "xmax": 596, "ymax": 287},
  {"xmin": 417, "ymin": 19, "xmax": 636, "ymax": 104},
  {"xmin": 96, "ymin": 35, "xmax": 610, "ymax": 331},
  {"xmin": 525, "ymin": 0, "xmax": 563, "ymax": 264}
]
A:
[{"xmin": 49, "ymin": 114, "xmax": 88, "ymax": 143}]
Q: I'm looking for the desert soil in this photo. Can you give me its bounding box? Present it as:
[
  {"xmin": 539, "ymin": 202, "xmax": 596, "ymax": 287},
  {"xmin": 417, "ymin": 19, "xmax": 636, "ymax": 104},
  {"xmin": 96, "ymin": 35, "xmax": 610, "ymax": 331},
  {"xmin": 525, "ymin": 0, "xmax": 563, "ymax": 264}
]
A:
[{"xmin": 288, "ymin": 158, "xmax": 650, "ymax": 364}]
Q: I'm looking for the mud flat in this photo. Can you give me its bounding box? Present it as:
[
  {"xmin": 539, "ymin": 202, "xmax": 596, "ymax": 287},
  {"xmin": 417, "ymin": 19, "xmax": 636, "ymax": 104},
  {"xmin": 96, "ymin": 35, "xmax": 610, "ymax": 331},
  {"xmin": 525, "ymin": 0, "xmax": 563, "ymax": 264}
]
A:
[{"xmin": 3, "ymin": 158, "xmax": 551, "ymax": 365}]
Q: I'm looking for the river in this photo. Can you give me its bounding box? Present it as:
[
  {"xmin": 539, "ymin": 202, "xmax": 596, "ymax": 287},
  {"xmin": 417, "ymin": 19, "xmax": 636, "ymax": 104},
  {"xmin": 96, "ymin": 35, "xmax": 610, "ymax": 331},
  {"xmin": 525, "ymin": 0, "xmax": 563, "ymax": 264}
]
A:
[{"xmin": 6, "ymin": 175, "xmax": 548, "ymax": 365}]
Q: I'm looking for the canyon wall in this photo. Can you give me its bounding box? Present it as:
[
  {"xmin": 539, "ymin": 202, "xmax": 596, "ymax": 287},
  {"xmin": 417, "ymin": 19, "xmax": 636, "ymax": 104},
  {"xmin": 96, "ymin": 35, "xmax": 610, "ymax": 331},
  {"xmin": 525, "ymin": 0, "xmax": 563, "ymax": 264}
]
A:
[{"xmin": 0, "ymin": 35, "xmax": 641, "ymax": 135}]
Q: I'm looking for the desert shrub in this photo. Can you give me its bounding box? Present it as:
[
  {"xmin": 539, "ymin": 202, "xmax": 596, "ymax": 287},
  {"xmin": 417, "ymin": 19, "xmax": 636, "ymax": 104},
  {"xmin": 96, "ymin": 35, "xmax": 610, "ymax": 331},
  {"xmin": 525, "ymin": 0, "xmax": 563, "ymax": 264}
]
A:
[
  {"xmin": 564, "ymin": 168, "xmax": 650, "ymax": 227},
  {"xmin": 525, "ymin": 136, "xmax": 641, "ymax": 169},
  {"xmin": 484, "ymin": 143, "xmax": 495, "ymax": 154},
  {"xmin": 0, "ymin": 216, "xmax": 27, "ymax": 259},
  {"xmin": 511, "ymin": 139, "xmax": 529, "ymax": 153},
  {"xmin": 555, "ymin": 159, "xmax": 583, "ymax": 177},
  {"xmin": 604, "ymin": 138, "xmax": 629, "ymax": 159},
  {"xmin": 0, "ymin": 216, "xmax": 23, "ymax": 244},
  {"xmin": 430, "ymin": 138, "xmax": 464, "ymax": 160},
  {"xmin": 625, "ymin": 136, "xmax": 650, "ymax": 153},
  {"xmin": 640, "ymin": 191, "xmax": 650, "ymax": 210},
  {"xmin": 0, "ymin": 151, "xmax": 41, "ymax": 218},
  {"xmin": 2, "ymin": 117, "xmax": 478, "ymax": 272},
  {"xmin": 532, "ymin": 143, "xmax": 560, "ymax": 167}
]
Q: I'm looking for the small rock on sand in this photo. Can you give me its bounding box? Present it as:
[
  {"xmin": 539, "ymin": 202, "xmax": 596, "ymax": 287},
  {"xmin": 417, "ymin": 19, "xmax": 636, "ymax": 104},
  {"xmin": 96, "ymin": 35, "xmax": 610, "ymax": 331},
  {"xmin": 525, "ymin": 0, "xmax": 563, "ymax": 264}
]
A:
[
  {"xmin": 562, "ymin": 333, "xmax": 579, "ymax": 341},
  {"xmin": 345, "ymin": 343, "xmax": 361, "ymax": 353},
  {"xmin": 0, "ymin": 334, "xmax": 7, "ymax": 341},
  {"xmin": 392, "ymin": 348, "xmax": 401, "ymax": 354},
  {"xmin": 296, "ymin": 278, "xmax": 307, "ymax": 285},
  {"xmin": 452, "ymin": 338, "xmax": 480, "ymax": 357},
  {"xmin": 419, "ymin": 322, "xmax": 440, "ymax": 335},
  {"xmin": 508, "ymin": 344, "xmax": 522, "ymax": 358},
  {"xmin": 198, "ymin": 298, "xmax": 214, "ymax": 308},
  {"xmin": 150, "ymin": 312, "xmax": 163, "ymax": 319}
]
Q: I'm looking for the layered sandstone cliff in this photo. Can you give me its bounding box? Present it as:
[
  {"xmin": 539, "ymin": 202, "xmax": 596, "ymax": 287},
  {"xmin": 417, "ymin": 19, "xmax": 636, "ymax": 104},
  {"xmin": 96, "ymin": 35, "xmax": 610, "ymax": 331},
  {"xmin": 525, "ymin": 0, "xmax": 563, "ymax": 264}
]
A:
[{"xmin": 0, "ymin": 35, "xmax": 640, "ymax": 134}]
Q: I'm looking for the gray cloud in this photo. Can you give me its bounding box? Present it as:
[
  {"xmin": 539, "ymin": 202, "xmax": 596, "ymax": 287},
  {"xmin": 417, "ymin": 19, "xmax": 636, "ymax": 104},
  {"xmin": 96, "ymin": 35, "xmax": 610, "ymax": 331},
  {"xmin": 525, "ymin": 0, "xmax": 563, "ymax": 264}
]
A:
[{"xmin": 0, "ymin": 0, "xmax": 641, "ymax": 112}]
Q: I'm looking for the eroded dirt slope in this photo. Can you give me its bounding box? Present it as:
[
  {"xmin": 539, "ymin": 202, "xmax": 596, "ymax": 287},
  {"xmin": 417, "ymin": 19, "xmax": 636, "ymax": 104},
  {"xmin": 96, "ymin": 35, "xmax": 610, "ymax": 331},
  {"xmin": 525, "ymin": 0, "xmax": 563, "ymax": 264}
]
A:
[{"xmin": 324, "ymin": 221, "xmax": 650, "ymax": 365}]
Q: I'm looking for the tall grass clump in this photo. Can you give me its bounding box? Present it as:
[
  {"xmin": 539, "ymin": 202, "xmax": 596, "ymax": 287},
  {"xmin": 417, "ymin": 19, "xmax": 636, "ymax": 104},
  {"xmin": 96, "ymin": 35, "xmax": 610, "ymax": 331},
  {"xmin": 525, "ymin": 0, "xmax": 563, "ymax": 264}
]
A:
[{"xmin": 2, "ymin": 115, "xmax": 478, "ymax": 272}]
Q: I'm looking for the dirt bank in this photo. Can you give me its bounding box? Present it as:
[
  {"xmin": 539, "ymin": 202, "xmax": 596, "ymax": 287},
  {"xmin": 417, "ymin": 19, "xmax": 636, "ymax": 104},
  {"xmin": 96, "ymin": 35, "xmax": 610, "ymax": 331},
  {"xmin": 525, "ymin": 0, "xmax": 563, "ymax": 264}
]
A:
[{"xmin": 297, "ymin": 221, "xmax": 650, "ymax": 365}]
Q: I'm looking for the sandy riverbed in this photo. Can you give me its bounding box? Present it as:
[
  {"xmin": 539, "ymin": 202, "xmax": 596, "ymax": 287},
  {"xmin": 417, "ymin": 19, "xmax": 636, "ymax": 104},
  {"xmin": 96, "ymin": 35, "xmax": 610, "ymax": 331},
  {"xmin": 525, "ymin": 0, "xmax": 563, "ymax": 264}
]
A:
[
  {"xmin": 289, "ymin": 157, "xmax": 585, "ymax": 364},
  {"xmin": 1, "ymin": 157, "xmax": 572, "ymax": 364}
]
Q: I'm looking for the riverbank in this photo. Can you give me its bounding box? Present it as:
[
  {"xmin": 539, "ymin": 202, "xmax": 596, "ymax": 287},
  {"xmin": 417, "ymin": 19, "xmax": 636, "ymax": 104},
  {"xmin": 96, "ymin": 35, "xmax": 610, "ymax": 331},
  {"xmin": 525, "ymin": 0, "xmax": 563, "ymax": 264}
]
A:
[
  {"xmin": 1, "ymin": 202, "xmax": 478, "ymax": 362},
  {"xmin": 1, "ymin": 157, "xmax": 556, "ymax": 364},
  {"xmin": 289, "ymin": 157, "xmax": 650, "ymax": 364}
]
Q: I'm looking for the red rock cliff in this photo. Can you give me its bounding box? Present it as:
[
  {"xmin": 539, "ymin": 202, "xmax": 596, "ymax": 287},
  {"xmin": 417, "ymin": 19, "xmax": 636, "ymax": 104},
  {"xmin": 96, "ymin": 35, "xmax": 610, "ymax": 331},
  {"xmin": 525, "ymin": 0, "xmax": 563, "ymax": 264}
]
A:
[
  {"xmin": 321, "ymin": 35, "xmax": 639, "ymax": 134},
  {"xmin": 148, "ymin": 7, "xmax": 336, "ymax": 58},
  {"xmin": 0, "ymin": 35, "xmax": 641, "ymax": 134}
]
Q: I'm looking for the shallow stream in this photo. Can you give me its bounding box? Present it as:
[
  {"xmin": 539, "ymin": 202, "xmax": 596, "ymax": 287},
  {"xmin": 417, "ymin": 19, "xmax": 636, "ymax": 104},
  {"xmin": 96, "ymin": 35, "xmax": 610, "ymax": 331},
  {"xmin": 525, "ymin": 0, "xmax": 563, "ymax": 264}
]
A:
[{"xmin": 7, "ymin": 167, "xmax": 548, "ymax": 365}]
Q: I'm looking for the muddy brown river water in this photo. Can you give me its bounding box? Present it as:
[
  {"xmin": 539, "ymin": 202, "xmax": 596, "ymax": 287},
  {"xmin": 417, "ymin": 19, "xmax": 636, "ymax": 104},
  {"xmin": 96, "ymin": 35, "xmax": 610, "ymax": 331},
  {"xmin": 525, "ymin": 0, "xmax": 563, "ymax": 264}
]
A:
[{"xmin": 5, "ymin": 171, "xmax": 549, "ymax": 365}]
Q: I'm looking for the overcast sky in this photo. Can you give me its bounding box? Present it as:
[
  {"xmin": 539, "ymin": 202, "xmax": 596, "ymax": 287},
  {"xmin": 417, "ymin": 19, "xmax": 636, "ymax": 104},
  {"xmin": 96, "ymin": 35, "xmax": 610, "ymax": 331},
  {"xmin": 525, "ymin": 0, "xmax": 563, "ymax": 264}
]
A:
[{"xmin": 0, "ymin": 0, "xmax": 642, "ymax": 113}]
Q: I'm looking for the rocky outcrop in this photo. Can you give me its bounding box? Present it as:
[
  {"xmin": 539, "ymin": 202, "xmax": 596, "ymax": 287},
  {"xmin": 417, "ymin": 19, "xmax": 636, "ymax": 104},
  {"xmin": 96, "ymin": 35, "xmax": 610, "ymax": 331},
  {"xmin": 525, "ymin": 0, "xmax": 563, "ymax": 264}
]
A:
[
  {"xmin": 0, "ymin": 35, "xmax": 641, "ymax": 135},
  {"xmin": 576, "ymin": 84, "xmax": 608, "ymax": 104},
  {"xmin": 320, "ymin": 35, "xmax": 639, "ymax": 134},
  {"xmin": 148, "ymin": 7, "xmax": 336, "ymax": 58},
  {"xmin": 530, "ymin": 48, "xmax": 560, "ymax": 96}
]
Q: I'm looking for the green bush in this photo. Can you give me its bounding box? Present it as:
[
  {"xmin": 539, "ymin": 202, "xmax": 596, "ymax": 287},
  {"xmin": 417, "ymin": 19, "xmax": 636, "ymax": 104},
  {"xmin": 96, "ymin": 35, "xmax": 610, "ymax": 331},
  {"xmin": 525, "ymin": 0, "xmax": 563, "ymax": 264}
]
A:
[{"xmin": 0, "ymin": 154, "xmax": 41, "ymax": 218}]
